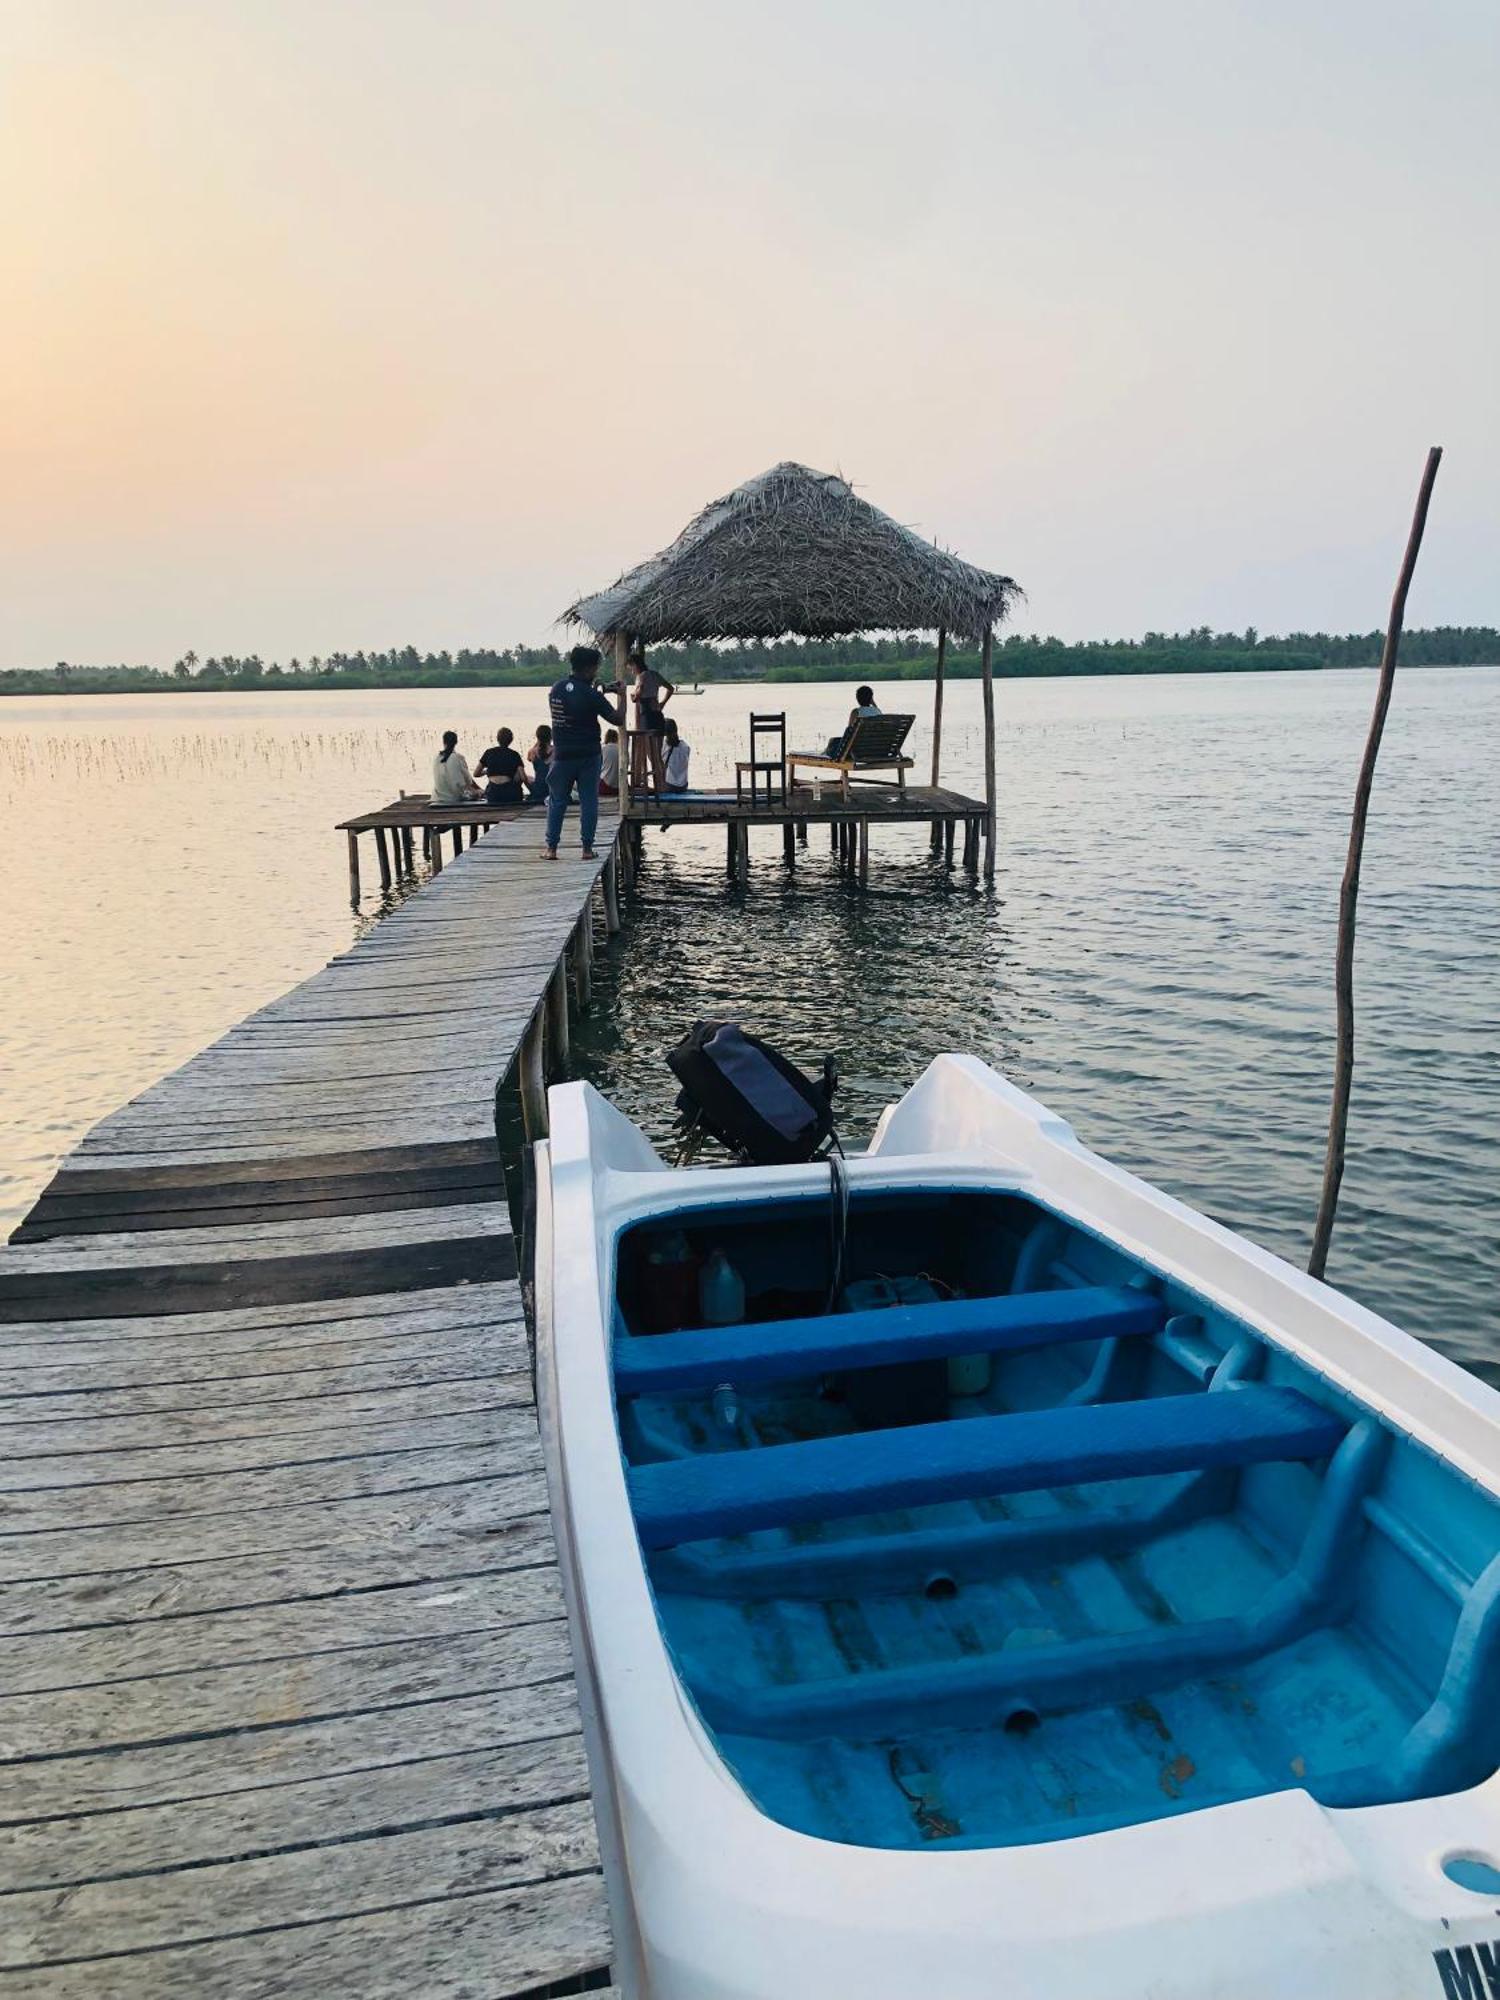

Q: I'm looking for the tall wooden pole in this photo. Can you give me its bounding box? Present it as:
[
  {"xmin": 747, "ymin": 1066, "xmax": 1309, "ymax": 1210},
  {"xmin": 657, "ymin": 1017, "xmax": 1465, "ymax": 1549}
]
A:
[
  {"xmin": 930, "ymin": 626, "xmax": 948, "ymax": 786},
  {"xmin": 929, "ymin": 626, "xmax": 948, "ymax": 852},
  {"xmin": 1308, "ymin": 446, "xmax": 1442, "ymax": 1281},
  {"xmin": 614, "ymin": 631, "xmax": 632, "ymax": 819},
  {"xmin": 980, "ymin": 623, "xmax": 997, "ymax": 881}
]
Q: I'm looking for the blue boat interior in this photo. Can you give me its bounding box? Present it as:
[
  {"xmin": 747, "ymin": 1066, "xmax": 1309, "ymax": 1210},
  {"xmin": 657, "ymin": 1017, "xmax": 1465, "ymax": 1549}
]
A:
[{"xmin": 611, "ymin": 1187, "xmax": 1500, "ymax": 1851}]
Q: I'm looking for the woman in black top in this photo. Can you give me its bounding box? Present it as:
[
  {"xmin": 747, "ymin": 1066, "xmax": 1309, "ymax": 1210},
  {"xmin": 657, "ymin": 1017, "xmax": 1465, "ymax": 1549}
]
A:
[{"xmin": 476, "ymin": 727, "xmax": 526, "ymax": 805}]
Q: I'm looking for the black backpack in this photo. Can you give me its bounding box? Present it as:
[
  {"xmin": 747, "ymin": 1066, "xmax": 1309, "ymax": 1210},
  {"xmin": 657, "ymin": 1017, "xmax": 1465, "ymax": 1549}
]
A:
[{"xmin": 667, "ymin": 1022, "xmax": 837, "ymax": 1166}]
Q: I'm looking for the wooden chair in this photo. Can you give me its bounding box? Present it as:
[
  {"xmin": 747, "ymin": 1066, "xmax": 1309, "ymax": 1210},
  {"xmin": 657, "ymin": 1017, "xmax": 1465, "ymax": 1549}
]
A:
[
  {"xmin": 787, "ymin": 714, "xmax": 916, "ymax": 801},
  {"xmin": 735, "ymin": 712, "xmax": 787, "ymax": 808}
]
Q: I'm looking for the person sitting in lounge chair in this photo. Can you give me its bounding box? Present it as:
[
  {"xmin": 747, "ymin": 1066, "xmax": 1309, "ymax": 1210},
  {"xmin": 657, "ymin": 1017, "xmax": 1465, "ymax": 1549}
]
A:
[{"xmin": 825, "ymin": 685, "xmax": 881, "ymax": 757}]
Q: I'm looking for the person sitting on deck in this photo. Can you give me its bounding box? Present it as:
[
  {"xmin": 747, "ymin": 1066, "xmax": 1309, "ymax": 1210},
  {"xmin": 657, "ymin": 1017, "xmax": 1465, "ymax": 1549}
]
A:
[
  {"xmin": 431, "ymin": 730, "xmax": 478, "ymax": 806},
  {"xmin": 661, "ymin": 716, "xmax": 691, "ymax": 794},
  {"xmin": 825, "ymin": 685, "xmax": 882, "ymax": 758},
  {"xmin": 526, "ymin": 724, "xmax": 552, "ymax": 802},
  {"xmin": 543, "ymin": 646, "xmax": 625, "ymax": 861},
  {"xmin": 600, "ymin": 728, "xmax": 621, "ymax": 798},
  {"xmin": 475, "ymin": 726, "xmax": 526, "ymax": 806}
]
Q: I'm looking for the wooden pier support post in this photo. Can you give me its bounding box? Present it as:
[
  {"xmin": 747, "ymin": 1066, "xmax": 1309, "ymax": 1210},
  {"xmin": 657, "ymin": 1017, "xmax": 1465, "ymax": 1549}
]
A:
[
  {"xmin": 735, "ymin": 821, "xmax": 749, "ymax": 879},
  {"xmin": 451, "ymin": 826, "xmax": 463, "ymax": 860},
  {"xmin": 981, "ymin": 622, "xmax": 997, "ymax": 881},
  {"xmin": 943, "ymin": 819, "xmax": 956, "ymax": 867},
  {"xmin": 858, "ymin": 818, "xmax": 870, "ymax": 884},
  {"xmin": 429, "ymin": 830, "xmax": 443, "ymax": 875},
  {"xmin": 829, "ymin": 821, "xmax": 838, "ymax": 853},
  {"xmin": 602, "ymin": 852, "xmax": 621, "ymax": 932},
  {"xmin": 519, "ymin": 1012, "xmax": 548, "ymax": 1139},
  {"xmin": 930, "ymin": 624, "xmax": 948, "ymax": 852},
  {"xmin": 374, "ymin": 827, "xmax": 393, "ymax": 894},
  {"xmin": 797, "ymin": 819, "xmax": 808, "ymax": 846},
  {"xmin": 546, "ymin": 962, "xmax": 570, "ymax": 1071},
  {"xmin": 572, "ymin": 913, "xmax": 593, "ymax": 1007},
  {"xmin": 726, "ymin": 823, "xmax": 738, "ymax": 880},
  {"xmin": 962, "ymin": 817, "xmax": 979, "ymax": 872},
  {"xmin": 783, "ymin": 824, "xmax": 796, "ymax": 868},
  {"xmin": 346, "ymin": 830, "xmax": 361, "ymax": 907},
  {"xmin": 401, "ymin": 826, "xmax": 415, "ymax": 875}
]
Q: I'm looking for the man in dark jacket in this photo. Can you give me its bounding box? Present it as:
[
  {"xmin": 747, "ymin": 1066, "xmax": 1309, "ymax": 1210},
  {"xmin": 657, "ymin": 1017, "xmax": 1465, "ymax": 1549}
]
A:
[{"xmin": 543, "ymin": 645, "xmax": 625, "ymax": 859}]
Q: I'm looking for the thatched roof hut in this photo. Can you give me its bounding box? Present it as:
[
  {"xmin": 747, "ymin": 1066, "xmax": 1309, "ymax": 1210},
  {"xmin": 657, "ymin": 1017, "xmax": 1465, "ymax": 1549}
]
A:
[{"xmin": 562, "ymin": 461, "xmax": 1020, "ymax": 647}]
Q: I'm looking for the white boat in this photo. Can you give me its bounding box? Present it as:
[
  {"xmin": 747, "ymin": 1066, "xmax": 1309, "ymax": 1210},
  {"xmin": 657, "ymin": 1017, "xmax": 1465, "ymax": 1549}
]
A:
[{"xmin": 535, "ymin": 1054, "xmax": 1500, "ymax": 1999}]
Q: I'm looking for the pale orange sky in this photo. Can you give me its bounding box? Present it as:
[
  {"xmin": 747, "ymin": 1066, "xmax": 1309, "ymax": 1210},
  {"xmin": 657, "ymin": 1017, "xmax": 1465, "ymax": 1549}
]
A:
[{"xmin": 2, "ymin": 0, "xmax": 1495, "ymax": 668}]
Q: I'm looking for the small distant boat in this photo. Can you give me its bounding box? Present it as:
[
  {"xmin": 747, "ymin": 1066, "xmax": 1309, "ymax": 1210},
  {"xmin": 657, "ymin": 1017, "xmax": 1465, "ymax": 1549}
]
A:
[
  {"xmin": 675, "ymin": 681, "xmax": 706, "ymax": 695},
  {"xmin": 536, "ymin": 1054, "xmax": 1500, "ymax": 1998}
]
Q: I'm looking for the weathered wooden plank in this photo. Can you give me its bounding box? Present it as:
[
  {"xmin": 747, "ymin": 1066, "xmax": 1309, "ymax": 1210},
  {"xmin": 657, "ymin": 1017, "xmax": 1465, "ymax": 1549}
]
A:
[
  {"xmin": 0, "ymin": 1598, "xmax": 568, "ymax": 1756},
  {"xmin": 0, "ymin": 1801, "xmax": 602, "ymax": 1971},
  {"xmin": 0, "ymin": 1280, "xmax": 519, "ymax": 1352},
  {"xmin": 0, "ymin": 1403, "xmax": 524, "ymax": 1490},
  {"xmin": 37, "ymin": 1140, "xmax": 500, "ymax": 1193},
  {"xmin": 0, "ymin": 1337, "xmax": 526, "ymax": 1423},
  {"xmin": 0, "ymin": 1433, "xmax": 539, "ymax": 1534},
  {"xmin": 0, "ymin": 1236, "xmax": 514, "ymax": 1323},
  {"xmin": 4, "ymin": 1733, "xmax": 592, "ymax": 1894},
  {"xmin": 0, "ymin": 1372, "xmax": 529, "ymax": 1457},
  {"xmin": 0, "ymin": 1509, "xmax": 556, "ymax": 1637},
  {"xmin": 0, "ymin": 1470, "xmax": 549, "ymax": 1582},
  {"xmin": 13, "ymin": 1182, "xmax": 506, "ymax": 1241},
  {"xmin": 2, "ymin": 1203, "xmax": 509, "ymax": 1272}
]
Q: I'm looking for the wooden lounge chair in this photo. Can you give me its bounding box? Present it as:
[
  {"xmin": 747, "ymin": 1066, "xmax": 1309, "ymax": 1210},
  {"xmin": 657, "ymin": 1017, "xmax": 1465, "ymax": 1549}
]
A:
[{"xmin": 787, "ymin": 713, "xmax": 916, "ymax": 800}]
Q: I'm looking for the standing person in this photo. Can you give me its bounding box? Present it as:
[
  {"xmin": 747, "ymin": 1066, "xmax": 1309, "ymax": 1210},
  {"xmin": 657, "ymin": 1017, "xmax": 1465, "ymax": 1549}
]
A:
[
  {"xmin": 526, "ymin": 724, "xmax": 552, "ymax": 802},
  {"xmin": 628, "ymin": 644, "xmax": 674, "ymax": 798},
  {"xmin": 600, "ymin": 728, "xmax": 621, "ymax": 798},
  {"xmin": 661, "ymin": 716, "xmax": 690, "ymax": 794},
  {"xmin": 543, "ymin": 645, "xmax": 624, "ymax": 861},
  {"xmin": 475, "ymin": 726, "xmax": 525, "ymax": 805},
  {"xmin": 431, "ymin": 730, "xmax": 477, "ymax": 805}
]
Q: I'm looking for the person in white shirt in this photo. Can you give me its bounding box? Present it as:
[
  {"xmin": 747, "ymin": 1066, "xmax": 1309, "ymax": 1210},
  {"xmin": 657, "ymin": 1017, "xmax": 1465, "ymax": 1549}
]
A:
[
  {"xmin": 431, "ymin": 730, "xmax": 477, "ymax": 806},
  {"xmin": 662, "ymin": 717, "xmax": 691, "ymax": 793},
  {"xmin": 600, "ymin": 729, "xmax": 621, "ymax": 797}
]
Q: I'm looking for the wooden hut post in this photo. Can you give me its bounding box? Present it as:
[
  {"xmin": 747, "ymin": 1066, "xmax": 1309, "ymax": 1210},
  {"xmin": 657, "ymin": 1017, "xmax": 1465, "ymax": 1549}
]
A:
[
  {"xmin": 614, "ymin": 632, "xmax": 632, "ymax": 817},
  {"xmin": 929, "ymin": 625, "xmax": 948, "ymax": 852},
  {"xmin": 981, "ymin": 623, "xmax": 997, "ymax": 881}
]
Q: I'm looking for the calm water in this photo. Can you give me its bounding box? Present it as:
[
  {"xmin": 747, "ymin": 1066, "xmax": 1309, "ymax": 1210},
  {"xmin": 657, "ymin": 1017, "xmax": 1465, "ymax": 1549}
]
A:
[{"xmin": 1, "ymin": 672, "xmax": 1495, "ymax": 1374}]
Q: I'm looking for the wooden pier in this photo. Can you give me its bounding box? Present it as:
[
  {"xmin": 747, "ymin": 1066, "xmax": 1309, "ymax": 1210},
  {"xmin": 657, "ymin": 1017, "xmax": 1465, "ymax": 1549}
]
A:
[
  {"xmin": 0, "ymin": 810, "xmax": 623, "ymax": 1997},
  {"xmin": 629, "ymin": 778, "xmax": 990, "ymax": 883}
]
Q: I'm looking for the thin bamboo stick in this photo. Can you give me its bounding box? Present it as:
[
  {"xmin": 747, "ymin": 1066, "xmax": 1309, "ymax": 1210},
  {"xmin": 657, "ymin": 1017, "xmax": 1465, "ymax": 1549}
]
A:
[{"xmin": 1308, "ymin": 446, "xmax": 1443, "ymax": 1281}]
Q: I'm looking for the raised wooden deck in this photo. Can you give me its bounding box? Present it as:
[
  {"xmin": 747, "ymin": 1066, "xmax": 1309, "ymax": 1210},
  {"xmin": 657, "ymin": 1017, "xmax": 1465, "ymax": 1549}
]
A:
[
  {"xmin": 0, "ymin": 811, "xmax": 621, "ymax": 1996},
  {"xmin": 628, "ymin": 780, "xmax": 991, "ymax": 880}
]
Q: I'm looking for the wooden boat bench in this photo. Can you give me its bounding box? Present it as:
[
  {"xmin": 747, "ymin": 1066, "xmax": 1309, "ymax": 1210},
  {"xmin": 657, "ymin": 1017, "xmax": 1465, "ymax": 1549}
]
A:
[
  {"xmin": 615, "ymin": 1285, "xmax": 1166, "ymax": 1398},
  {"xmin": 627, "ymin": 1386, "xmax": 1346, "ymax": 1550},
  {"xmin": 787, "ymin": 713, "xmax": 917, "ymax": 800}
]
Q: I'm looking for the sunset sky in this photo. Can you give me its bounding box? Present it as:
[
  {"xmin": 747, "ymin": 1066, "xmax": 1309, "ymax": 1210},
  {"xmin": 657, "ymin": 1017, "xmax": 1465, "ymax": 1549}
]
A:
[{"xmin": 2, "ymin": 0, "xmax": 1495, "ymax": 669}]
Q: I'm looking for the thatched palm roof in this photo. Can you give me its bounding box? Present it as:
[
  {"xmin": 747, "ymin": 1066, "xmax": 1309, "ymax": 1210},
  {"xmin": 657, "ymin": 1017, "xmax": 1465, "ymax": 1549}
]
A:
[{"xmin": 562, "ymin": 461, "xmax": 1020, "ymax": 646}]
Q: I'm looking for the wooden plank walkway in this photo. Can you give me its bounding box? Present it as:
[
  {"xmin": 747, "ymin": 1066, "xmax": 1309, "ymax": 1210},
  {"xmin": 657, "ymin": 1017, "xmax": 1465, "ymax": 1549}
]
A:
[{"xmin": 0, "ymin": 810, "xmax": 621, "ymax": 1997}]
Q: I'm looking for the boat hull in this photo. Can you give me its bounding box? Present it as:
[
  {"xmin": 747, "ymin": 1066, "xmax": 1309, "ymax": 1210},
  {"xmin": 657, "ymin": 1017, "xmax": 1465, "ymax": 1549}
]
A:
[{"xmin": 536, "ymin": 1056, "xmax": 1500, "ymax": 1998}]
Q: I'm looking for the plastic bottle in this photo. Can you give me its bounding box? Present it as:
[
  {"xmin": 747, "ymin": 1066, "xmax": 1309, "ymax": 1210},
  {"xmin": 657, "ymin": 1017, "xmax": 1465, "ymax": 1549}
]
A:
[{"xmin": 698, "ymin": 1248, "xmax": 745, "ymax": 1326}]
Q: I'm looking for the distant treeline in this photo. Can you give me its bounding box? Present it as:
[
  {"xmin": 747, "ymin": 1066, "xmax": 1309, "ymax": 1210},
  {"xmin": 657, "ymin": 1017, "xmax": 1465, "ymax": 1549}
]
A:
[{"xmin": 2, "ymin": 626, "xmax": 1496, "ymax": 696}]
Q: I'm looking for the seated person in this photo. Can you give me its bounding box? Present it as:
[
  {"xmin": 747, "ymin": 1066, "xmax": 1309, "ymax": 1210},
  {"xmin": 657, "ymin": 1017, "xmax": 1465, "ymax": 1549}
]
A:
[
  {"xmin": 475, "ymin": 726, "xmax": 525, "ymax": 805},
  {"xmin": 526, "ymin": 725, "xmax": 552, "ymax": 802},
  {"xmin": 824, "ymin": 684, "xmax": 881, "ymax": 758},
  {"xmin": 600, "ymin": 728, "xmax": 620, "ymax": 798},
  {"xmin": 431, "ymin": 730, "xmax": 478, "ymax": 805},
  {"xmin": 662, "ymin": 717, "xmax": 690, "ymax": 794}
]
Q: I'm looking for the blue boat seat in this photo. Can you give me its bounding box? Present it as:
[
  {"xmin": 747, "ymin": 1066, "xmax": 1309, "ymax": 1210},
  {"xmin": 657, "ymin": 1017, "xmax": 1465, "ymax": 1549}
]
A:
[
  {"xmin": 615, "ymin": 1285, "xmax": 1165, "ymax": 1398},
  {"xmin": 627, "ymin": 1385, "xmax": 1344, "ymax": 1550}
]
